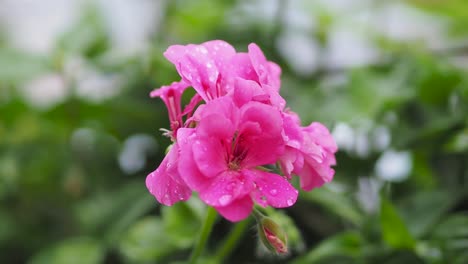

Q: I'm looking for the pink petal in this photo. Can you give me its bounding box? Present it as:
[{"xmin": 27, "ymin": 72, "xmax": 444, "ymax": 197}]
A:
[
  {"xmin": 247, "ymin": 43, "xmax": 269, "ymax": 85},
  {"xmin": 230, "ymin": 53, "xmax": 258, "ymax": 81},
  {"xmin": 198, "ymin": 97, "xmax": 239, "ymax": 129},
  {"xmin": 164, "ymin": 44, "xmax": 219, "ymax": 101},
  {"xmin": 279, "ymin": 147, "xmax": 301, "ymax": 178},
  {"xmin": 246, "ymin": 170, "xmax": 298, "ymax": 208},
  {"xmin": 214, "ymin": 195, "xmax": 253, "ymax": 222},
  {"xmin": 232, "ymin": 78, "xmax": 264, "ymax": 107},
  {"xmin": 177, "ymin": 128, "xmax": 211, "ymax": 191},
  {"xmin": 197, "ymin": 113, "xmax": 235, "ymax": 140},
  {"xmin": 146, "ymin": 146, "xmax": 191, "ymax": 206},
  {"xmin": 304, "ymin": 122, "xmax": 338, "ymax": 153},
  {"xmin": 192, "ymin": 136, "xmax": 228, "ymax": 178},
  {"xmin": 238, "ymin": 102, "xmax": 285, "ymax": 167},
  {"xmin": 299, "ymin": 159, "xmax": 335, "ymax": 191},
  {"xmin": 202, "ymin": 40, "xmax": 236, "ymax": 72},
  {"xmin": 198, "ymin": 171, "xmax": 253, "ymax": 207}
]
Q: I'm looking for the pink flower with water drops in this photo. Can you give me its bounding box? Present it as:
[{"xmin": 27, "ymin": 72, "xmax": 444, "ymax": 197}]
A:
[
  {"xmin": 280, "ymin": 113, "xmax": 338, "ymax": 191},
  {"xmin": 145, "ymin": 40, "xmax": 337, "ymax": 222},
  {"xmin": 177, "ymin": 96, "xmax": 298, "ymax": 221}
]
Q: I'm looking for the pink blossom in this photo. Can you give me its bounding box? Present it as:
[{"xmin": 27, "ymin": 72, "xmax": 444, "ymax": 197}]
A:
[
  {"xmin": 149, "ymin": 81, "xmax": 188, "ymax": 139},
  {"xmin": 177, "ymin": 97, "xmax": 298, "ymax": 221},
  {"xmin": 280, "ymin": 114, "xmax": 338, "ymax": 191},
  {"xmin": 146, "ymin": 144, "xmax": 192, "ymax": 206},
  {"xmin": 230, "ymin": 44, "xmax": 285, "ymax": 109},
  {"xmin": 146, "ymin": 40, "xmax": 337, "ymax": 221}
]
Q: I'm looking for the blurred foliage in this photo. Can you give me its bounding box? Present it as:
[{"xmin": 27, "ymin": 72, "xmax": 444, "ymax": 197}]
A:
[{"xmin": 1, "ymin": 0, "xmax": 468, "ymax": 263}]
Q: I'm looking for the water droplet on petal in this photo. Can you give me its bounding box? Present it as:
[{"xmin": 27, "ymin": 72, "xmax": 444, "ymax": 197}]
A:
[
  {"xmin": 269, "ymin": 189, "xmax": 278, "ymax": 195},
  {"xmin": 286, "ymin": 199, "xmax": 294, "ymax": 206},
  {"xmin": 218, "ymin": 194, "xmax": 232, "ymax": 206}
]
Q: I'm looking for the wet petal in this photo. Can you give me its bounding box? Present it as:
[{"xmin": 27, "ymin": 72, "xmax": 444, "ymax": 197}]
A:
[
  {"xmin": 145, "ymin": 147, "xmax": 191, "ymax": 206},
  {"xmin": 199, "ymin": 171, "xmax": 253, "ymax": 207},
  {"xmin": 247, "ymin": 170, "xmax": 298, "ymax": 208},
  {"xmin": 192, "ymin": 136, "xmax": 227, "ymax": 178},
  {"xmin": 214, "ymin": 195, "xmax": 253, "ymax": 222}
]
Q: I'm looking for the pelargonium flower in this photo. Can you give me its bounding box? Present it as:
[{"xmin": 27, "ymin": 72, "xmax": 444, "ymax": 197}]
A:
[
  {"xmin": 280, "ymin": 113, "xmax": 338, "ymax": 191},
  {"xmin": 145, "ymin": 40, "xmax": 337, "ymax": 222},
  {"xmin": 177, "ymin": 97, "xmax": 297, "ymax": 221}
]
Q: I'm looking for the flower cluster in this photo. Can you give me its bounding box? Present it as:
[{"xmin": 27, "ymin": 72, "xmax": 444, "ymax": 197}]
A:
[{"xmin": 146, "ymin": 40, "xmax": 337, "ymax": 222}]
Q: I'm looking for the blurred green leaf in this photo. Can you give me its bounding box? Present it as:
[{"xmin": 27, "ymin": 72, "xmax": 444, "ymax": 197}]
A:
[
  {"xmin": 380, "ymin": 198, "xmax": 416, "ymax": 249},
  {"xmin": 75, "ymin": 181, "xmax": 146, "ymax": 234},
  {"xmin": 0, "ymin": 209, "xmax": 15, "ymax": 244},
  {"xmin": 302, "ymin": 185, "xmax": 363, "ymax": 226},
  {"xmin": 106, "ymin": 193, "xmax": 155, "ymax": 244},
  {"xmin": 0, "ymin": 48, "xmax": 48, "ymax": 83},
  {"xmin": 29, "ymin": 237, "xmax": 104, "ymax": 264},
  {"xmin": 444, "ymin": 128, "xmax": 468, "ymax": 153},
  {"xmin": 416, "ymin": 59, "xmax": 462, "ymax": 106},
  {"xmin": 291, "ymin": 231, "xmax": 362, "ymax": 264},
  {"xmin": 119, "ymin": 217, "xmax": 176, "ymax": 262},
  {"xmin": 432, "ymin": 213, "xmax": 468, "ymax": 240},
  {"xmin": 162, "ymin": 199, "xmax": 204, "ymax": 248},
  {"xmin": 400, "ymin": 190, "xmax": 458, "ymax": 238},
  {"xmin": 56, "ymin": 4, "xmax": 109, "ymax": 58}
]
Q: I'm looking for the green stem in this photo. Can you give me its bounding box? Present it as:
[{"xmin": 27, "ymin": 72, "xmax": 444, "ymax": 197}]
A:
[
  {"xmin": 213, "ymin": 217, "xmax": 251, "ymax": 262},
  {"xmin": 189, "ymin": 206, "xmax": 217, "ymax": 264}
]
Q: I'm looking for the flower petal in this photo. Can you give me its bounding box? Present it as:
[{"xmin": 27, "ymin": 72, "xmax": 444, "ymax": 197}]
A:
[
  {"xmin": 146, "ymin": 146, "xmax": 191, "ymax": 206},
  {"xmin": 247, "ymin": 170, "xmax": 298, "ymax": 208},
  {"xmin": 199, "ymin": 171, "xmax": 253, "ymax": 207},
  {"xmin": 299, "ymin": 158, "xmax": 335, "ymax": 191},
  {"xmin": 192, "ymin": 136, "xmax": 228, "ymax": 178},
  {"xmin": 239, "ymin": 102, "xmax": 285, "ymax": 167},
  {"xmin": 177, "ymin": 128, "xmax": 211, "ymax": 191},
  {"xmin": 214, "ymin": 195, "xmax": 253, "ymax": 222}
]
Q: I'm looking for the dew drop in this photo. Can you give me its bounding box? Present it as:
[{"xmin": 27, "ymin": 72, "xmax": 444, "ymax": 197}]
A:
[
  {"xmin": 218, "ymin": 194, "xmax": 232, "ymax": 206},
  {"xmin": 286, "ymin": 199, "xmax": 294, "ymax": 206},
  {"xmin": 269, "ymin": 189, "xmax": 278, "ymax": 195}
]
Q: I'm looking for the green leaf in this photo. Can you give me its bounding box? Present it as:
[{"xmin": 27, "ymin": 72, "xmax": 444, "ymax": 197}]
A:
[
  {"xmin": 162, "ymin": 199, "xmax": 204, "ymax": 248},
  {"xmin": 291, "ymin": 231, "xmax": 362, "ymax": 264},
  {"xmin": 28, "ymin": 237, "xmax": 105, "ymax": 264},
  {"xmin": 400, "ymin": 190, "xmax": 458, "ymax": 238},
  {"xmin": 105, "ymin": 193, "xmax": 156, "ymax": 244},
  {"xmin": 432, "ymin": 213, "xmax": 468, "ymax": 240},
  {"xmin": 302, "ymin": 184, "xmax": 363, "ymax": 226},
  {"xmin": 0, "ymin": 48, "xmax": 48, "ymax": 83},
  {"xmin": 75, "ymin": 181, "xmax": 147, "ymax": 235},
  {"xmin": 444, "ymin": 128, "xmax": 468, "ymax": 153},
  {"xmin": 380, "ymin": 198, "xmax": 416, "ymax": 249},
  {"xmin": 119, "ymin": 217, "xmax": 176, "ymax": 262}
]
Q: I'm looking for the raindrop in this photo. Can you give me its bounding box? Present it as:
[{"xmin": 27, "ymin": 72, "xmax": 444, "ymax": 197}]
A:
[
  {"xmin": 269, "ymin": 189, "xmax": 278, "ymax": 195},
  {"xmin": 218, "ymin": 194, "xmax": 232, "ymax": 206},
  {"xmin": 286, "ymin": 199, "xmax": 293, "ymax": 206}
]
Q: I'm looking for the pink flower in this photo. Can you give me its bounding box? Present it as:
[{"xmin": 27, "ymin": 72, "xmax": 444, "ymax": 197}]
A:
[
  {"xmin": 280, "ymin": 114, "xmax": 338, "ymax": 191},
  {"xmin": 145, "ymin": 40, "xmax": 337, "ymax": 221},
  {"xmin": 149, "ymin": 81, "xmax": 188, "ymax": 139},
  {"xmin": 177, "ymin": 97, "xmax": 298, "ymax": 221},
  {"xmin": 230, "ymin": 43, "xmax": 285, "ymax": 109}
]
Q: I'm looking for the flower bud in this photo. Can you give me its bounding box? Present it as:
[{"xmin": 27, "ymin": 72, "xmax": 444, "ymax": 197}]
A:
[{"xmin": 254, "ymin": 209, "xmax": 288, "ymax": 254}]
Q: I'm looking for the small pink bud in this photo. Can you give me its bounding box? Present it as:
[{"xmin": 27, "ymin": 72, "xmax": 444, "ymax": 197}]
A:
[{"xmin": 254, "ymin": 210, "xmax": 288, "ymax": 254}]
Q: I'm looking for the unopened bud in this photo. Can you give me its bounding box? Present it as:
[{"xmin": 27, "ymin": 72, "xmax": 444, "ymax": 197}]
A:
[{"xmin": 254, "ymin": 209, "xmax": 288, "ymax": 254}]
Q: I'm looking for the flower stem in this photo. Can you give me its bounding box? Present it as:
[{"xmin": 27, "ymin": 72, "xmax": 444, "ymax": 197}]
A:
[
  {"xmin": 213, "ymin": 217, "xmax": 251, "ymax": 262},
  {"xmin": 189, "ymin": 206, "xmax": 217, "ymax": 264}
]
